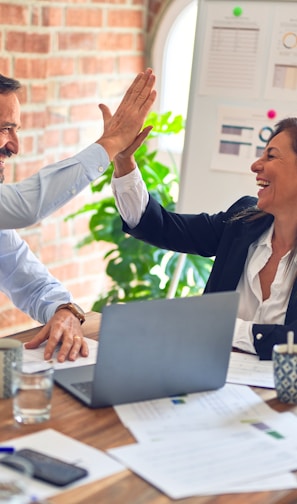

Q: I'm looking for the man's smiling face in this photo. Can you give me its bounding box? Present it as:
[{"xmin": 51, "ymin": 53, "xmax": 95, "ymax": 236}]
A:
[{"xmin": 0, "ymin": 92, "xmax": 21, "ymax": 183}]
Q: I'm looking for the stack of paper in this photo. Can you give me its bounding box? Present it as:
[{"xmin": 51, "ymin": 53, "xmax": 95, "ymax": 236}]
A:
[{"xmin": 109, "ymin": 384, "xmax": 297, "ymax": 498}]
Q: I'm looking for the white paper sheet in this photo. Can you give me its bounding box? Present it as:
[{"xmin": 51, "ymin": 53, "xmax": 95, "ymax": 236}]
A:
[
  {"xmin": 114, "ymin": 383, "xmax": 278, "ymax": 442},
  {"xmin": 198, "ymin": 1, "xmax": 269, "ymax": 98},
  {"xmin": 22, "ymin": 338, "xmax": 98, "ymax": 370},
  {"xmin": 108, "ymin": 426, "xmax": 297, "ymax": 499},
  {"xmin": 0, "ymin": 429, "xmax": 123, "ymax": 501},
  {"xmin": 227, "ymin": 351, "xmax": 274, "ymax": 388}
]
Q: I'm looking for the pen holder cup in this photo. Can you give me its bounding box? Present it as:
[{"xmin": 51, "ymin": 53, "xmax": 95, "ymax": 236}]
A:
[
  {"xmin": 273, "ymin": 343, "xmax": 297, "ymax": 404},
  {"xmin": 0, "ymin": 339, "xmax": 23, "ymax": 399}
]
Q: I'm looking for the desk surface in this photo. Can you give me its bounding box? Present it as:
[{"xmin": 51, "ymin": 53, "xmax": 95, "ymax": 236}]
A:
[{"xmin": 1, "ymin": 312, "xmax": 297, "ymax": 504}]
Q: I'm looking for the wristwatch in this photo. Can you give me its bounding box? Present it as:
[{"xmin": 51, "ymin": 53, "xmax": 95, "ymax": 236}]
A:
[{"xmin": 55, "ymin": 302, "xmax": 86, "ymax": 325}]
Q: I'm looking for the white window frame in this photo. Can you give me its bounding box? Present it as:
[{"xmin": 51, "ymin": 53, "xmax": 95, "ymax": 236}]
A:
[{"xmin": 149, "ymin": 0, "xmax": 198, "ymax": 159}]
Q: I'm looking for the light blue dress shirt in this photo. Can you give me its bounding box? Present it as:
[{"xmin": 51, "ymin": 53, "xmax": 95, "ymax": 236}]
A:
[
  {"xmin": 0, "ymin": 143, "xmax": 110, "ymax": 229},
  {"xmin": 0, "ymin": 143, "xmax": 110, "ymax": 323}
]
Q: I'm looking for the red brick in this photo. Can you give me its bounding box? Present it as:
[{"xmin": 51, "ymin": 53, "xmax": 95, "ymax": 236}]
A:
[
  {"xmin": 50, "ymin": 262, "xmax": 81, "ymax": 282},
  {"xmin": 66, "ymin": 8, "xmax": 103, "ymax": 28},
  {"xmin": 16, "ymin": 86, "xmax": 28, "ymax": 105},
  {"xmin": 97, "ymin": 33, "xmax": 134, "ymax": 51},
  {"xmin": 6, "ymin": 32, "xmax": 50, "ymax": 53},
  {"xmin": 62, "ymin": 128, "xmax": 80, "ymax": 146},
  {"xmin": 118, "ymin": 55, "xmax": 145, "ymax": 73},
  {"xmin": 58, "ymin": 33, "xmax": 97, "ymax": 51},
  {"xmin": 59, "ymin": 80, "xmax": 97, "ymax": 100},
  {"xmin": 67, "ymin": 217, "xmax": 90, "ymax": 240},
  {"xmin": 42, "ymin": 7, "xmax": 63, "ymax": 27},
  {"xmin": 14, "ymin": 58, "xmax": 47, "ymax": 79},
  {"xmin": 0, "ymin": 58, "xmax": 10, "ymax": 76},
  {"xmin": 47, "ymin": 58, "xmax": 75, "ymax": 77},
  {"xmin": 80, "ymin": 56, "xmax": 115, "ymax": 75},
  {"xmin": 19, "ymin": 135, "xmax": 34, "ymax": 155},
  {"xmin": 31, "ymin": 4, "xmax": 40, "ymax": 26},
  {"xmin": 67, "ymin": 278, "xmax": 103, "ymax": 299},
  {"xmin": 31, "ymin": 83, "xmax": 48, "ymax": 103},
  {"xmin": 91, "ymin": 0, "xmax": 126, "ymax": 3},
  {"xmin": 77, "ymin": 240, "xmax": 101, "ymax": 256},
  {"xmin": 0, "ymin": 4, "xmax": 27, "ymax": 25},
  {"xmin": 136, "ymin": 33, "xmax": 145, "ymax": 51},
  {"xmin": 40, "ymin": 241, "xmax": 75, "ymax": 264},
  {"xmin": 108, "ymin": 9, "xmax": 144, "ymax": 28},
  {"xmin": 20, "ymin": 110, "xmax": 46, "ymax": 129},
  {"xmin": 40, "ymin": 221, "xmax": 58, "ymax": 243},
  {"xmin": 70, "ymin": 102, "xmax": 100, "ymax": 122},
  {"xmin": 59, "ymin": 218, "xmax": 75, "ymax": 238},
  {"xmin": 43, "ymin": 129, "xmax": 61, "ymax": 148}
]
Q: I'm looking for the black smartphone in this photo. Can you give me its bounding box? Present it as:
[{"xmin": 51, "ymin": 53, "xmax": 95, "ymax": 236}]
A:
[{"xmin": 0, "ymin": 448, "xmax": 88, "ymax": 487}]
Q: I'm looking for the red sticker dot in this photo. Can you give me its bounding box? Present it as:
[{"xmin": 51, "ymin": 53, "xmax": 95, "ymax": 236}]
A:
[{"xmin": 267, "ymin": 109, "xmax": 276, "ymax": 119}]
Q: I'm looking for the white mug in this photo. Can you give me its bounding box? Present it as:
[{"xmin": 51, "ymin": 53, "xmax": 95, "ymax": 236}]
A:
[{"xmin": 0, "ymin": 338, "xmax": 23, "ymax": 398}]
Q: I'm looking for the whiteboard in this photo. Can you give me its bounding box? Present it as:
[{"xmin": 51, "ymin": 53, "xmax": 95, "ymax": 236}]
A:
[{"xmin": 177, "ymin": 0, "xmax": 297, "ymax": 214}]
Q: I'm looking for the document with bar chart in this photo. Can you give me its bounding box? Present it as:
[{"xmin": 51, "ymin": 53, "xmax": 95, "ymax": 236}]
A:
[
  {"xmin": 211, "ymin": 106, "xmax": 292, "ymax": 174},
  {"xmin": 264, "ymin": 4, "xmax": 297, "ymax": 101}
]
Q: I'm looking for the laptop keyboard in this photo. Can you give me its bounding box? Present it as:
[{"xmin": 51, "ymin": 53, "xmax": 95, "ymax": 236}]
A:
[{"xmin": 72, "ymin": 380, "xmax": 92, "ymax": 398}]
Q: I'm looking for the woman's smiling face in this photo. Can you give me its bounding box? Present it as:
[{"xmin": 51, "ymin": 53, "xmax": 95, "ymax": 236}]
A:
[{"xmin": 251, "ymin": 130, "xmax": 297, "ymax": 218}]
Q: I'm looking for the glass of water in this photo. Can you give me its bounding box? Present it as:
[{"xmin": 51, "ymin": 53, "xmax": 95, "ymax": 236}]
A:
[{"xmin": 11, "ymin": 361, "xmax": 54, "ymax": 424}]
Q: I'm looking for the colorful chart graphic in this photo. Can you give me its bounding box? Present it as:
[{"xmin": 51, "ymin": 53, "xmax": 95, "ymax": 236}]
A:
[{"xmin": 282, "ymin": 32, "xmax": 297, "ymax": 49}]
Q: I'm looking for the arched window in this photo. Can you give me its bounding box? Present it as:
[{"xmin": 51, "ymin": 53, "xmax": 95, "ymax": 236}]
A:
[{"xmin": 150, "ymin": 0, "xmax": 198, "ymax": 156}]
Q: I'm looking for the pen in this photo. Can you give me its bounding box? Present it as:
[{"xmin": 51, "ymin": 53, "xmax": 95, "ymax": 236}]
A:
[
  {"xmin": 0, "ymin": 447, "xmax": 15, "ymax": 453},
  {"xmin": 287, "ymin": 330, "xmax": 294, "ymax": 354}
]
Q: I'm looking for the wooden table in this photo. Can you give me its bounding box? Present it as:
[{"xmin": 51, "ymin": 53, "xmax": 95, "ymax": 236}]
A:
[{"xmin": 1, "ymin": 312, "xmax": 297, "ymax": 504}]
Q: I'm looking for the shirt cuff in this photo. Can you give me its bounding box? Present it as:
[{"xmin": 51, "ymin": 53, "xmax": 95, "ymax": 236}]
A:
[
  {"xmin": 111, "ymin": 166, "xmax": 143, "ymax": 193},
  {"xmin": 232, "ymin": 318, "xmax": 257, "ymax": 355},
  {"xmin": 75, "ymin": 143, "xmax": 110, "ymax": 180}
]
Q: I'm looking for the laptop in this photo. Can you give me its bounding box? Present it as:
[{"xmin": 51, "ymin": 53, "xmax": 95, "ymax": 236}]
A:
[{"xmin": 54, "ymin": 291, "xmax": 239, "ymax": 408}]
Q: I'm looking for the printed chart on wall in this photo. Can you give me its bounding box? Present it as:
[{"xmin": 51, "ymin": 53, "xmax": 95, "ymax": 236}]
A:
[
  {"xmin": 264, "ymin": 3, "xmax": 297, "ymax": 101},
  {"xmin": 198, "ymin": 1, "xmax": 269, "ymax": 98},
  {"xmin": 178, "ymin": 0, "xmax": 297, "ymax": 214},
  {"xmin": 211, "ymin": 106, "xmax": 293, "ymax": 174}
]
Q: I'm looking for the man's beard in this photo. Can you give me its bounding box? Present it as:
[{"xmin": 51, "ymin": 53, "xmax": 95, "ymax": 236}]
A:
[{"xmin": 0, "ymin": 147, "xmax": 13, "ymax": 184}]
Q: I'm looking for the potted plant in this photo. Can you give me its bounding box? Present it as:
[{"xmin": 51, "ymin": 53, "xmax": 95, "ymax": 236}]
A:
[{"xmin": 67, "ymin": 112, "xmax": 213, "ymax": 312}]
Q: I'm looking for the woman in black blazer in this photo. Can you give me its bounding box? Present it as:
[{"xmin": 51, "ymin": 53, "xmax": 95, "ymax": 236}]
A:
[{"xmin": 112, "ymin": 117, "xmax": 297, "ymax": 360}]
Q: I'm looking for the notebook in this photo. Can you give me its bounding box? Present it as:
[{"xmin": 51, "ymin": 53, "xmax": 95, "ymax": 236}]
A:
[{"xmin": 54, "ymin": 292, "xmax": 239, "ymax": 408}]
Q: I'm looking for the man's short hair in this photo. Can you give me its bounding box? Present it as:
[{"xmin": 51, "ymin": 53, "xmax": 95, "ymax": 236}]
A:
[{"xmin": 0, "ymin": 74, "xmax": 21, "ymax": 94}]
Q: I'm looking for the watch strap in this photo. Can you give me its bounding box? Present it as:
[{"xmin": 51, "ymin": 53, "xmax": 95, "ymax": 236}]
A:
[{"xmin": 55, "ymin": 302, "xmax": 86, "ymax": 325}]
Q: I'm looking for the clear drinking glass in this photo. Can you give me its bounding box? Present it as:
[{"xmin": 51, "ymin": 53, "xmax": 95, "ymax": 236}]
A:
[{"xmin": 11, "ymin": 361, "xmax": 54, "ymax": 424}]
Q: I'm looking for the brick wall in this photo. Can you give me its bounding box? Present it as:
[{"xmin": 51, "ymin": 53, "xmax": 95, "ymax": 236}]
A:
[{"xmin": 0, "ymin": 0, "xmax": 165, "ymax": 336}]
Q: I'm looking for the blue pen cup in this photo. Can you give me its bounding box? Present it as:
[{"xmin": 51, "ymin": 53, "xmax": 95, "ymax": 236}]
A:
[
  {"xmin": 0, "ymin": 339, "xmax": 23, "ymax": 399},
  {"xmin": 273, "ymin": 343, "xmax": 297, "ymax": 404}
]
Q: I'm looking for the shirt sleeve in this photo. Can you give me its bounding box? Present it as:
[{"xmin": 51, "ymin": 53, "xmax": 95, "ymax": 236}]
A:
[
  {"xmin": 111, "ymin": 167, "xmax": 149, "ymax": 229},
  {"xmin": 0, "ymin": 143, "xmax": 110, "ymax": 230},
  {"xmin": 232, "ymin": 318, "xmax": 257, "ymax": 355},
  {"xmin": 0, "ymin": 230, "xmax": 72, "ymax": 323}
]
